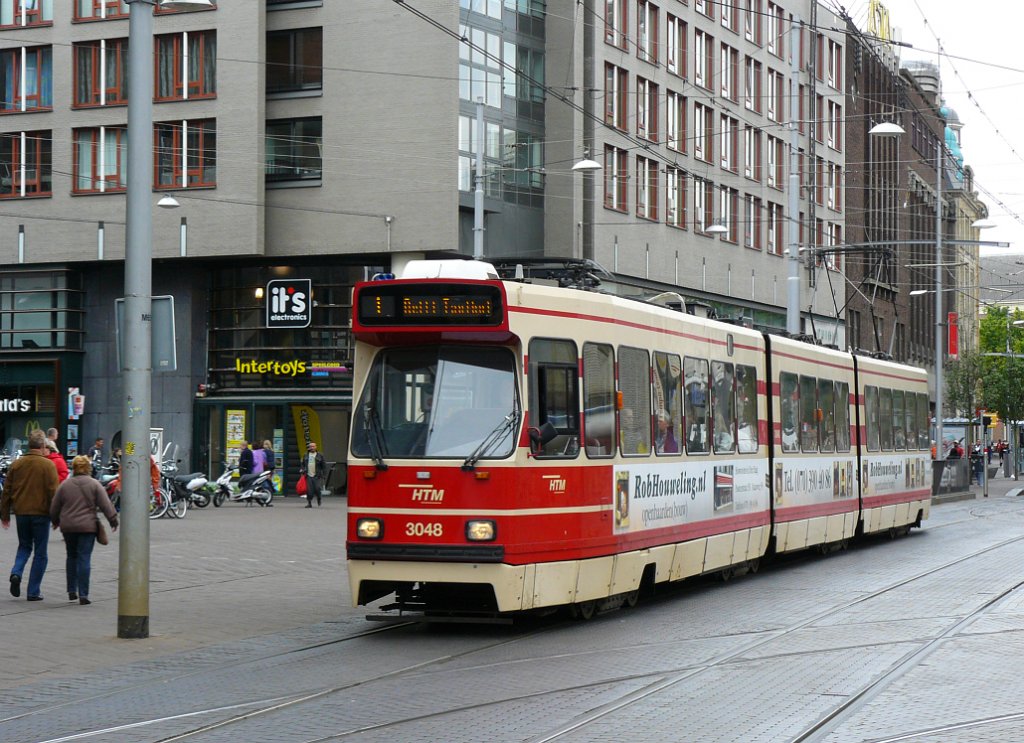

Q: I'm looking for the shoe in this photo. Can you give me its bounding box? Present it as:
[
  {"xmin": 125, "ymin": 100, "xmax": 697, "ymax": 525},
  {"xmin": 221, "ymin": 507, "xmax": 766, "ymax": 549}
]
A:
[
  {"xmin": 9, "ymin": 574, "xmax": 20, "ymax": 597},
  {"xmin": 68, "ymin": 592, "xmax": 78, "ymax": 601},
  {"xmin": 305, "ymin": 504, "xmax": 312, "ymax": 508},
  {"xmin": 79, "ymin": 598, "xmax": 91, "ymax": 606},
  {"xmin": 27, "ymin": 595, "xmax": 42, "ymax": 601}
]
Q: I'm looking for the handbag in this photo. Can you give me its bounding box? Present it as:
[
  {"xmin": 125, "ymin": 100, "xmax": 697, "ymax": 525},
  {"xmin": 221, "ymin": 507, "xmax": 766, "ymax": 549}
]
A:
[
  {"xmin": 296, "ymin": 474, "xmax": 308, "ymax": 496},
  {"xmin": 96, "ymin": 517, "xmax": 109, "ymax": 546}
]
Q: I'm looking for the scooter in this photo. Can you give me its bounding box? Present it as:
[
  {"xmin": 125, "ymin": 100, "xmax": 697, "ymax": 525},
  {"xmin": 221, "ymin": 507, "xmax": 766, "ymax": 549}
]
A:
[
  {"xmin": 212, "ymin": 465, "xmax": 274, "ymax": 507},
  {"xmin": 161, "ymin": 461, "xmax": 211, "ymax": 518}
]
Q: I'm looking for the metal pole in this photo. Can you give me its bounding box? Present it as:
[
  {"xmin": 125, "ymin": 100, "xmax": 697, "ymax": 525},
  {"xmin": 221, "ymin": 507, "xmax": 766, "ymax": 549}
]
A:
[
  {"xmin": 786, "ymin": 20, "xmax": 801, "ymax": 335},
  {"xmin": 119, "ymin": 0, "xmax": 154, "ymax": 638},
  {"xmin": 934, "ymin": 143, "xmax": 944, "ymax": 462},
  {"xmin": 473, "ymin": 97, "xmax": 484, "ymax": 260}
]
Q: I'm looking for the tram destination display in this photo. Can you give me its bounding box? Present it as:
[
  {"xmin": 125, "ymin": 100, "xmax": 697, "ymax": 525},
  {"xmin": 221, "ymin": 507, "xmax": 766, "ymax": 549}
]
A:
[{"xmin": 357, "ymin": 283, "xmax": 503, "ymax": 326}]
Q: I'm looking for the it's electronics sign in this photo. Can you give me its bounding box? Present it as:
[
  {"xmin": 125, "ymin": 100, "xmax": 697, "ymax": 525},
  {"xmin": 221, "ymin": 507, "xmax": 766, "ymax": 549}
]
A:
[{"xmin": 266, "ymin": 279, "xmax": 312, "ymax": 329}]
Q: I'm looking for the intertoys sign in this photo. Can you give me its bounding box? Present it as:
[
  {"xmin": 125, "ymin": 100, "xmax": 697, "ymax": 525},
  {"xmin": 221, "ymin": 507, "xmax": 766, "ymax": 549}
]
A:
[{"xmin": 266, "ymin": 279, "xmax": 311, "ymax": 329}]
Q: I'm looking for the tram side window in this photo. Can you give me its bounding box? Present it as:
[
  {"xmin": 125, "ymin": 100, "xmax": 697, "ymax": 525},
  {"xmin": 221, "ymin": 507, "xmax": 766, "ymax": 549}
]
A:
[
  {"xmin": 528, "ymin": 338, "xmax": 580, "ymax": 458},
  {"xmin": 711, "ymin": 360, "xmax": 736, "ymax": 454},
  {"xmin": 619, "ymin": 346, "xmax": 652, "ymax": 455},
  {"xmin": 684, "ymin": 356, "xmax": 710, "ymax": 454},
  {"xmin": 582, "ymin": 342, "xmax": 615, "ymax": 457},
  {"xmin": 904, "ymin": 392, "xmax": 917, "ymax": 450},
  {"xmin": 799, "ymin": 375, "xmax": 818, "ymax": 452},
  {"xmin": 653, "ymin": 352, "xmax": 683, "ymax": 455},
  {"xmin": 835, "ymin": 381, "xmax": 851, "ymax": 452},
  {"xmin": 917, "ymin": 392, "xmax": 930, "ymax": 450},
  {"xmin": 736, "ymin": 364, "xmax": 758, "ymax": 453},
  {"xmin": 879, "ymin": 387, "xmax": 893, "ymax": 450},
  {"xmin": 818, "ymin": 378, "xmax": 836, "ymax": 452},
  {"xmin": 892, "ymin": 390, "xmax": 906, "ymax": 450},
  {"xmin": 780, "ymin": 371, "xmax": 799, "ymax": 453},
  {"xmin": 865, "ymin": 385, "xmax": 880, "ymax": 451}
]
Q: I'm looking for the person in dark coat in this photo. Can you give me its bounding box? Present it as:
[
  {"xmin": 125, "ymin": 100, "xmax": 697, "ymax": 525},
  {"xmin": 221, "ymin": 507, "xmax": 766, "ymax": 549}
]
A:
[
  {"xmin": 238, "ymin": 441, "xmax": 254, "ymax": 476},
  {"xmin": 49, "ymin": 456, "xmax": 119, "ymax": 605},
  {"xmin": 303, "ymin": 441, "xmax": 326, "ymax": 507}
]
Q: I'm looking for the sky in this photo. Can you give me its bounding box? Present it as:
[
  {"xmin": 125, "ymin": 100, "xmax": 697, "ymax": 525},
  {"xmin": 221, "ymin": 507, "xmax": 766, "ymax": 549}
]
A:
[{"xmin": 843, "ymin": 0, "xmax": 1024, "ymax": 258}]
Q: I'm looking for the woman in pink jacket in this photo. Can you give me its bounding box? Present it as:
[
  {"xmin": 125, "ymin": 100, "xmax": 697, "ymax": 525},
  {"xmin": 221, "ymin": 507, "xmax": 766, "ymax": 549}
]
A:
[{"xmin": 49, "ymin": 456, "xmax": 118, "ymax": 605}]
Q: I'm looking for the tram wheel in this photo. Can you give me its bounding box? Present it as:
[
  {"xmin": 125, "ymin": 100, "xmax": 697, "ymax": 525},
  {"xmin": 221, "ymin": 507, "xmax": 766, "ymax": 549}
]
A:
[{"xmin": 572, "ymin": 600, "xmax": 597, "ymax": 620}]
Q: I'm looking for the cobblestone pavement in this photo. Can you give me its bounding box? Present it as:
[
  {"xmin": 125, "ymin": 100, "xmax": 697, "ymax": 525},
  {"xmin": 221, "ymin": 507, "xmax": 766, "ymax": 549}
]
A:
[{"xmin": 2, "ymin": 480, "xmax": 1024, "ymax": 742}]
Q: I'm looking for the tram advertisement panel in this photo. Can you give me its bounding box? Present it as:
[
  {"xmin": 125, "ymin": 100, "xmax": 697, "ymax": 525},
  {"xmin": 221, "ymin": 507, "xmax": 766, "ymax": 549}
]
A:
[
  {"xmin": 861, "ymin": 453, "xmax": 932, "ymax": 497},
  {"xmin": 773, "ymin": 457, "xmax": 857, "ymax": 507},
  {"xmin": 613, "ymin": 461, "xmax": 768, "ymax": 534}
]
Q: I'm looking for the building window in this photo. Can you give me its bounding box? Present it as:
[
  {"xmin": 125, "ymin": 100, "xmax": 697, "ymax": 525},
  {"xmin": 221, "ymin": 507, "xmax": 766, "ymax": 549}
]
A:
[
  {"xmin": 694, "ymin": 103, "xmax": 712, "ymax": 163},
  {"xmin": 744, "ymin": 56, "xmax": 761, "ymax": 112},
  {"xmin": 744, "ymin": 194, "xmax": 761, "ymax": 249},
  {"xmin": 266, "ymin": 117, "xmax": 322, "ymax": 182},
  {"xmin": 766, "ymin": 2, "xmax": 783, "ymax": 57},
  {"xmin": 155, "ymin": 30, "xmax": 216, "ymax": 101},
  {"xmin": 502, "ymin": 41, "xmax": 544, "ymax": 104},
  {"xmin": 827, "ymin": 100, "xmax": 842, "ymax": 150},
  {"xmin": 0, "ymin": 46, "xmax": 52, "ymax": 112},
  {"xmin": 767, "ymin": 202, "xmax": 783, "ymax": 254},
  {"xmin": 0, "ymin": 270, "xmax": 84, "ymax": 351},
  {"xmin": 74, "ymin": 0, "xmax": 127, "ymax": 21},
  {"xmin": 666, "ymin": 90, "xmax": 686, "ymax": 152},
  {"xmin": 720, "ymin": 43, "xmax": 737, "ymax": 101},
  {"xmin": 603, "ymin": 144, "xmax": 627, "ymax": 212},
  {"xmin": 666, "ymin": 166, "xmax": 686, "ymax": 228},
  {"xmin": 666, "ymin": 15, "xmax": 686, "ymax": 77},
  {"xmin": 828, "ymin": 39, "xmax": 842, "ymax": 89},
  {"xmin": 267, "ymin": 27, "xmax": 322, "ymax": 94},
  {"xmin": 636, "ymin": 0, "xmax": 658, "ymax": 64},
  {"xmin": 604, "ymin": 63, "xmax": 628, "ymax": 130},
  {"xmin": 636, "ymin": 76, "xmax": 658, "ymax": 140},
  {"xmin": 745, "ymin": 0, "xmax": 761, "ymax": 44},
  {"xmin": 766, "ymin": 69, "xmax": 783, "ymax": 122},
  {"xmin": 155, "ymin": 119, "xmax": 216, "ymax": 189},
  {"xmin": 457, "ymin": 115, "xmax": 503, "ymax": 196},
  {"xmin": 0, "ymin": 130, "xmax": 50, "ymax": 198},
  {"xmin": 721, "ymin": 1, "xmax": 737, "ymax": 33},
  {"xmin": 694, "ymin": 177, "xmax": 713, "ymax": 232},
  {"xmin": 1, "ymin": 0, "xmax": 52, "ymax": 27},
  {"xmin": 767, "ymin": 135, "xmax": 783, "ymax": 188},
  {"xmin": 720, "ymin": 114, "xmax": 737, "ymax": 172},
  {"xmin": 720, "ymin": 186, "xmax": 738, "ymax": 242},
  {"xmin": 827, "ymin": 162, "xmax": 841, "ymax": 211},
  {"xmin": 73, "ymin": 38, "xmax": 128, "ymax": 107},
  {"xmin": 73, "ymin": 125, "xmax": 126, "ymax": 193},
  {"xmin": 694, "ymin": 30, "xmax": 712, "ymax": 90},
  {"xmin": 636, "ymin": 155, "xmax": 658, "ymax": 220},
  {"xmin": 458, "ymin": 24, "xmax": 501, "ymax": 108},
  {"xmin": 605, "ymin": 0, "xmax": 628, "ymax": 50},
  {"xmin": 744, "ymin": 125, "xmax": 761, "ymax": 180}
]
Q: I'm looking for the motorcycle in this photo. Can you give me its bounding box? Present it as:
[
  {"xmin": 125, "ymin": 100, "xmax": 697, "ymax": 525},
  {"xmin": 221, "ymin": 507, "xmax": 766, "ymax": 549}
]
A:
[
  {"xmin": 161, "ymin": 461, "xmax": 211, "ymax": 518},
  {"xmin": 212, "ymin": 465, "xmax": 274, "ymax": 507}
]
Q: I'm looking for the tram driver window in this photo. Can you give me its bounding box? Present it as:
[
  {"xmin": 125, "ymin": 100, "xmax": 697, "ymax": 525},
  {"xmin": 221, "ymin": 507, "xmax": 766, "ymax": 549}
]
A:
[
  {"xmin": 779, "ymin": 372, "xmax": 799, "ymax": 453},
  {"xmin": 583, "ymin": 343, "xmax": 615, "ymax": 457},
  {"xmin": 684, "ymin": 356, "xmax": 710, "ymax": 454},
  {"xmin": 528, "ymin": 338, "xmax": 580, "ymax": 458}
]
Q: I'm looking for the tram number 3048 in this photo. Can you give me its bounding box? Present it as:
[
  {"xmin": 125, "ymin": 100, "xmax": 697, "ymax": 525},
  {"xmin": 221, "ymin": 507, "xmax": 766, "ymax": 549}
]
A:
[{"xmin": 406, "ymin": 522, "xmax": 444, "ymax": 537}]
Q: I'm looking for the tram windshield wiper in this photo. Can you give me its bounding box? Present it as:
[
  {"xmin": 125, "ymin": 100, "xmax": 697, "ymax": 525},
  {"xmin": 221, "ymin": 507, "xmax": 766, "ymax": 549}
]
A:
[
  {"xmin": 363, "ymin": 402, "xmax": 389, "ymax": 471},
  {"xmin": 461, "ymin": 401, "xmax": 521, "ymax": 471}
]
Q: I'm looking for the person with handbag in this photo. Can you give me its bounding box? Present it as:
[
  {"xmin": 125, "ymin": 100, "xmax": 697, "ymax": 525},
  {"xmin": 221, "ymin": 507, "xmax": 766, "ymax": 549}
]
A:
[{"xmin": 49, "ymin": 455, "xmax": 119, "ymax": 605}]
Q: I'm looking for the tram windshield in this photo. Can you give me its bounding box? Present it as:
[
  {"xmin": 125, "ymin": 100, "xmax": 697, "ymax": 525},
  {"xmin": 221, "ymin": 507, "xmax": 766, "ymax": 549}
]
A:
[{"xmin": 351, "ymin": 346, "xmax": 519, "ymax": 460}]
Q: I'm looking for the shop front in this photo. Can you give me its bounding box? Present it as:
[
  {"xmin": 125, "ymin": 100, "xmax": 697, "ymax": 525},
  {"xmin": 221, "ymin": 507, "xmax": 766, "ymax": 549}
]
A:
[{"xmin": 194, "ymin": 263, "xmax": 363, "ymax": 496}]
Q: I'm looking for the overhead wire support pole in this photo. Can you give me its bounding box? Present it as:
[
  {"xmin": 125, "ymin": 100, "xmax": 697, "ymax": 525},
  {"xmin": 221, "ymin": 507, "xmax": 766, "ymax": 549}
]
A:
[
  {"xmin": 786, "ymin": 18, "xmax": 802, "ymax": 335},
  {"xmin": 473, "ymin": 97, "xmax": 484, "ymax": 260},
  {"xmin": 935, "ymin": 142, "xmax": 944, "ymax": 460}
]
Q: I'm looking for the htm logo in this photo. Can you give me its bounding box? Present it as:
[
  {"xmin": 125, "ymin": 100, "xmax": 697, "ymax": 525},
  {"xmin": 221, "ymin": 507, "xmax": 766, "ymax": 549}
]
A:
[{"xmin": 265, "ymin": 279, "xmax": 312, "ymax": 328}]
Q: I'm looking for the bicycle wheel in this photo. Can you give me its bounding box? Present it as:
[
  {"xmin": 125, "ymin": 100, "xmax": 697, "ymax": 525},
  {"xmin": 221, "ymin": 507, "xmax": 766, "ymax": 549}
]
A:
[
  {"xmin": 169, "ymin": 492, "xmax": 188, "ymax": 519},
  {"xmin": 149, "ymin": 488, "xmax": 170, "ymax": 519}
]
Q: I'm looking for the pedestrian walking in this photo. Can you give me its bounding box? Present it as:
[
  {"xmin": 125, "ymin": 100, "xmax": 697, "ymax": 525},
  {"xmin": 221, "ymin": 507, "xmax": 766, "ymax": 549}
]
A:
[
  {"xmin": 49, "ymin": 455, "xmax": 119, "ymax": 605},
  {"xmin": 303, "ymin": 441, "xmax": 326, "ymax": 508},
  {"xmin": 238, "ymin": 441, "xmax": 254, "ymax": 476},
  {"xmin": 1, "ymin": 429, "xmax": 60, "ymax": 601},
  {"xmin": 45, "ymin": 440, "xmax": 69, "ymax": 483}
]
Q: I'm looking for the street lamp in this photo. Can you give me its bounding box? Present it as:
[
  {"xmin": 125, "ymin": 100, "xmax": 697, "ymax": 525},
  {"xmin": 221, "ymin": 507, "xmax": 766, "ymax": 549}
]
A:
[{"xmin": 120, "ymin": 0, "xmax": 213, "ymax": 640}]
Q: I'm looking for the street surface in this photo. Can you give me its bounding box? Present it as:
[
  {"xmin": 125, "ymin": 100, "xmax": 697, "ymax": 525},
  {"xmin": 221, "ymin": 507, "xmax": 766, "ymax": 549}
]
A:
[{"xmin": 2, "ymin": 480, "xmax": 1023, "ymax": 742}]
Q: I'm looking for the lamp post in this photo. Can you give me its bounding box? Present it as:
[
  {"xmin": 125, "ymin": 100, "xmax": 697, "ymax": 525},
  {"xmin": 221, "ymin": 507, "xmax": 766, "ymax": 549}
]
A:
[{"xmin": 120, "ymin": 0, "xmax": 212, "ymax": 640}]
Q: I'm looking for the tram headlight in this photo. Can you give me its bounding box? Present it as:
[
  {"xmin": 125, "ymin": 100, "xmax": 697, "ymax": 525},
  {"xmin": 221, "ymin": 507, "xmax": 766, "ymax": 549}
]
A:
[
  {"xmin": 356, "ymin": 518, "xmax": 383, "ymax": 539},
  {"xmin": 466, "ymin": 520, "xmax": 496, "ymax": 542}
]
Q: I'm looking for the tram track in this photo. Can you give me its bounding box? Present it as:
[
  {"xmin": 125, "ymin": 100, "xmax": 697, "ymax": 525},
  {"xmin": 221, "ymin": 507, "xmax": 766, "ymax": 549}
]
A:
[{"xmin": 32, "ymin": 530, "xmax": 1019, "ymax": 743}]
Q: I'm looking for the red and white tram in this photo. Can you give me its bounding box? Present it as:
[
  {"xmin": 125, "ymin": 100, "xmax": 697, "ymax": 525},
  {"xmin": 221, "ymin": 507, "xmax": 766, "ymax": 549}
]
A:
[{"xmin": 346, "ymin": 259, "xmax": 931, "ymax": 619}]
